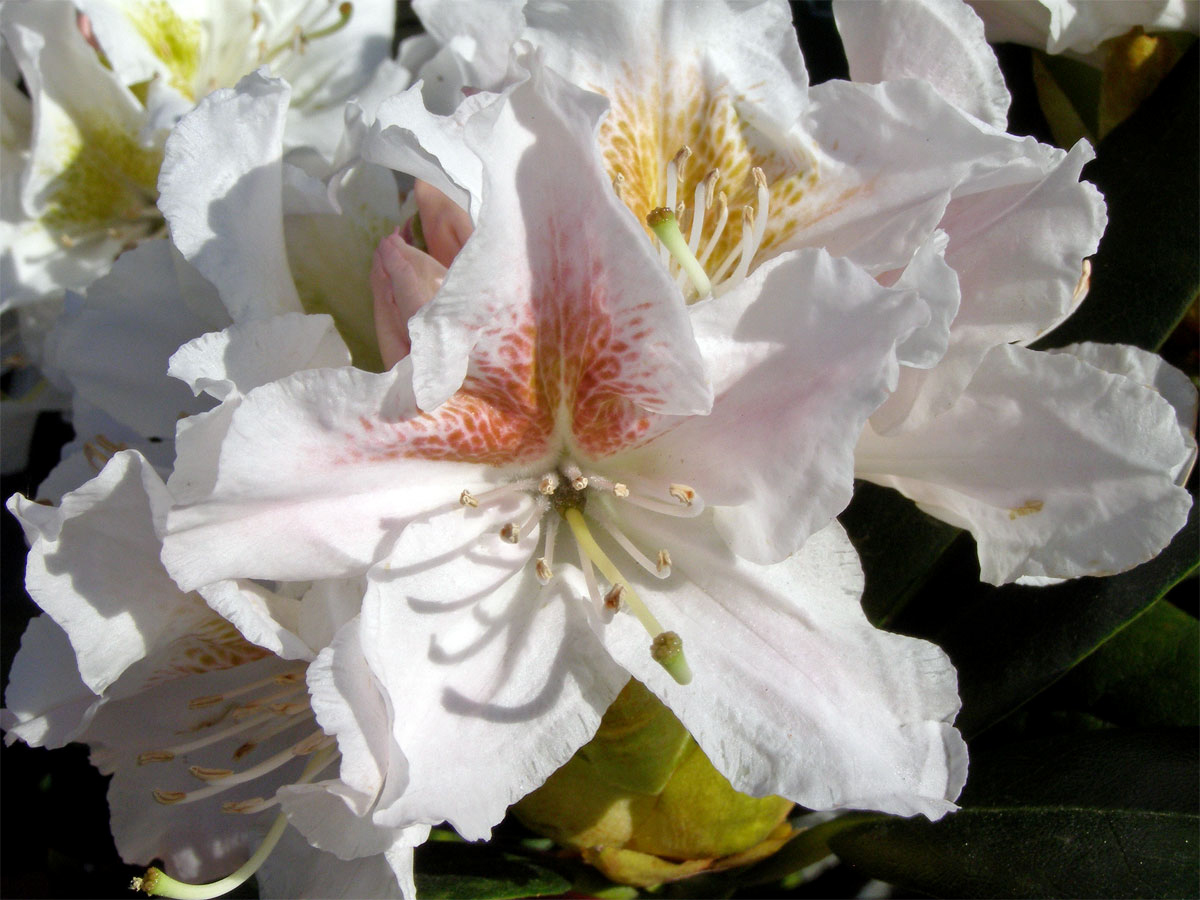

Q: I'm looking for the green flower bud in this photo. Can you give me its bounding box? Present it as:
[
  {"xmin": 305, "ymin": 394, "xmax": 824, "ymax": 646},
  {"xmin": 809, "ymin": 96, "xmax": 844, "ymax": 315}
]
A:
[{"xmin": 513, "ymin": 680, "xmax": 794, "ymax": 887}]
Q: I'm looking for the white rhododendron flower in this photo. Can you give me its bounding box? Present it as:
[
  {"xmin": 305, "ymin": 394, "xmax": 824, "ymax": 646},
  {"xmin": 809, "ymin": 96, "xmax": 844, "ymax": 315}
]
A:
[
  {"xmin": 161, "ymin": 52, "xmax": 968, "ymax": 868},
  {"xmin": 0, "ymin": 0, "xmax": 397, "ymax": 309},
  {"xmin": 4, "ymin": 450, "xmax": 425, "ymax": 899},
  {"xmin": 399, "ymin": 0, "xmax": 1193, "ymax": 585},
  {"xmin": 969, "ymin": 0, "xmax": 1199, "ymax": 57}
]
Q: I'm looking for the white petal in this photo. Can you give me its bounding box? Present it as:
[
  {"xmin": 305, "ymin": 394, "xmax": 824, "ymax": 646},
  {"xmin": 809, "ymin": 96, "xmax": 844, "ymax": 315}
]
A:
[
  {"xmin": 834, "ymin": 0, "xmax": 1010, "ymax": 129},
  {"xmin": 6, "ymin": 451, "xmax": 209, "ymax": 694},
  {"xmin": 857, "ymin": 344, "xmax": 1194, "ymax": 583},
  {"xmin": 970, "ymin": 0, "xmax": 1199, "ymax": 56},
  {"xmin": 874, "ymin": 140, "xmax": 1106, "ymax": 433},
  {"xmin": 257, "ymin": 826, "xmax": 412, "ymax": 899},
  {"xmin": 618, "ymin": 248, "xmax": 928, "ymax": 564},
  {"xmin": 2, "ymin": 614, "xmax": 100, "ymax": 748},
  {"xmin": 168, "ymin": 312, "xmax": 351, "ymax": 402},
  {"xmin": 163, "ymin": 362, "xmax": 503, "ymax": 589},
  {"xmin": 362, "ymin": 536, "xmax": 628, "ymax": 839},
  {"xmin": 590, "ymin": 511, "xmax": 966, "ymax": 819},
  {"xmin": 200, "ymin": 579, "xmax": 313, "ymax": 662},
  {"xmin": 159, "ymin": 68, "xmax": 301, "ymax": 321},
  {"xmin": 44, "ymin": 240, "xmax": 228, "ymax": 438}
]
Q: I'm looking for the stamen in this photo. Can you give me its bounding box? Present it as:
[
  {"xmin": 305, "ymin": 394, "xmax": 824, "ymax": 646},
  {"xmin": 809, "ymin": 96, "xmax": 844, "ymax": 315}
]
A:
[
  {"xmin": 261, "ymin": 2, "xmax": 353, "ymax": 63},
  {"xmin": 688, "ymin": 169, "xmax": 719, "ymax": 255},
  {"xmin": 668, "ymin": 483, "xmax": 696, "ymax": 506},
  {"xmin": 500, "ymin": 498, "xmax": 548, "ymax": 544},
  {"xmin": 591, "ymin": 507, "xmax": 672, "ymax": 580},
  {"xmin": 612, "ymin": 172, "xmax": 626, "ymax": 200},
  {"xmin": 603, "ymin": 584, "xmax": 626, "ymax": 611},
  {"xmin": 696, "ymin": 191, "xmax": 729, "ymax": 269},
  {"xmin": 150, "ymin": 731, "xmax": 334, "ymax": 807},
  {"xmin": 231, "ymin": 684, "xmax": 307, "ymax": 717},
  {"xmin": 499, "ymin": 522, "xmax": 520, "ymax": 544},
  {"xmin": 145, "ymin": 703, "xmax": 314, "ymax": 761},
  {"xmin": 656, "ymin": 549, "xmax": 672, "ymax": 576},
  {"xmin": 536, "ymin": 514, "xmax": 559, "ymax": 585},
  {"xmin": 665, "ymin": 146, "xmax": 691, "ymax": 213},
  {"xmin": 189, "ymin": 766, "xmax": 234, "ymax": 782},
  {"xmin": 538, "ymin": 473, "xmax": 559, "ymax": 495},
  {"xmin": 564, "ymin": 464, "xmax": 589, "ymax": 491},
  {"xmin": 134, "ymin": 747, "xmax": 337, "ymax": 899},
  {"xmin": 647, "ymin": 207, "xmax": 712, "ymax": 299},
  {"xmin": 459, "ymin": 479, "xmax": 536, "ymax": 510},
  {"xmin": 233, "ymin": 709, "xmax": 317, "ymax": 761},
  {"xmin": 460, "ymin": 490, "xmax": 479, "ymax": 508}
]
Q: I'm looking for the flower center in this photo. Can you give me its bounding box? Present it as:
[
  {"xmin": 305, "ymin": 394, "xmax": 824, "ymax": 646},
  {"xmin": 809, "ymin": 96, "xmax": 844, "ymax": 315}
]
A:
[
  {"xmin": 132, "ymin": 665, "xmax": 339, "ymax": 899},
  {"xmin": 460, "ymin": 464, "xmax": 697, "ymax": 685},
  {"xmin": 626, "ymin": 146, "xmax": 771, "ymax": 301}
]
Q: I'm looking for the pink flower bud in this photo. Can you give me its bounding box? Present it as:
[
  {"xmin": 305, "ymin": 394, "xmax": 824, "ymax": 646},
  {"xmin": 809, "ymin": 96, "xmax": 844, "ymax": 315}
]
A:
[
  {"xmin": 371, "ymin": 228, "xmax": 447, "ymax": 368},
  {"xmin": 414, "ymin": 180, "xmax": 474, "ymax": 268}
]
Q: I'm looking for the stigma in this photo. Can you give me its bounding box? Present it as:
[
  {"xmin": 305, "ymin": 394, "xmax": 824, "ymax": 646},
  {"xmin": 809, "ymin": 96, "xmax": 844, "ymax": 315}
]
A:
[{"xmin": 639, "ymin": 147, "xmax": 771, "ymax": 302}]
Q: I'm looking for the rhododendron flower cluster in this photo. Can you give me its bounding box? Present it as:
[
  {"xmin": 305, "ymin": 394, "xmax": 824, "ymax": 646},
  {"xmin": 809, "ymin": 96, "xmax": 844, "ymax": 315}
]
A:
[{"xmin": 2, "ymin": 1, "xmax": 1195, "ymax": 898}]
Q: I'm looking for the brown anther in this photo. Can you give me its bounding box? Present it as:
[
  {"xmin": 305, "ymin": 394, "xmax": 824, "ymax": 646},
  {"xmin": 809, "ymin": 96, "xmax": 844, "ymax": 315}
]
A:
[
  {"xmin": 460, "ymin": 489, "xmax": 479, "ymax": 507},
  {"xmin": 293, "ymin": 732, "xmax": 329, "ymax": 756},
  {"xmin": 603, "ymin": 584, "xmax": 626, "ymax": 611},
  {"xmin": 536, "ymin": 558, "xmax": 553, "ymax": 583},
  {"xmin": 672, "ymin": 145, "xmax": 692, "ymax": 171},
  {"xmin": 538, "ymin": 474, "xmax": 559, "ymax": 495},
  {"xmin": 499, "ymin": 522, "xmax": 520, "ymax": 544},
  {"xmin": 189, "ymin": 766, "xmax": 234, "ymax": 781},
  {"xmin": 668, "ymin": 483, "xmax": 696, "ymax": 506},
  {"xmin": 571, "ymin": 475, "xmax": 588, "ymax": 491},
  {"xmin": 704, "ymin": 169, "xmax": 721, "ymax": 205},
  {"xmin": 187, "ymin": 694, "xmax": 225, "ymax": 709},
  {"xmin": 153, "ymin": 790, "xmax": 186, "ymax": 805},
  {"xmin": 222, "ymin": 798, "xmax": 267, "ymax": 814},
  {"xmin": 656, "ymin": 549, "xmax": 673, "ymax": 574},
  {"xmin": 273, "ymin": 671, "xmax": 303, "ymax": 684},
  {"xmin": 233, "ymin": 742, "xmax": 257, "ymax": 760},
  {"xmin": 137, "ymin": 750, "xmax": 175, "ymax": 765},
  {"xmin": 269, "ymin": 701, "xmax": 309, "ymax": 716}
]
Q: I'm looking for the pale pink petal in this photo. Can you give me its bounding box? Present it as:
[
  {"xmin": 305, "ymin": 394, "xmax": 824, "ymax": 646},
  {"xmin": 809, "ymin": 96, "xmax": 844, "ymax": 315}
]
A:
[
  {"xmin": 872, "ymin": 140, "xmax": 1106, "ymax": 433},
  {"xmin": 406, "ymin": 49, "xmax": 712, "ymax": 420},
  {"xmin": 371, "ymin": 229, "xmax": 446, "ymax": 367},
  {"xmin": 856, "ymin": 344, "xmax": 1194, "ymax": 584},
  {"xmin": 615, "ymin": 248, "xmax": 928, "ymax": 564},
  {"xmin": 163, "ymin": 361, "xmax": 548, "ymax": 590},
  {"xmin": 414, "ymin": 179, "xmax": 474, "ymax": 268}
]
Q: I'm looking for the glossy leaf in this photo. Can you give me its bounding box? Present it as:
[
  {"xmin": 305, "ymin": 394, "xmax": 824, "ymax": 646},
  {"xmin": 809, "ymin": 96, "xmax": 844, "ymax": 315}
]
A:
[
  {"xmin": 828, "ymin": 730, "xmax": 1199, "ymax": 899},
  {"xmin": 839, "ymin": 481, "xmax": 961, "ymax": 628},
  {"xmin": 414, "ymin": 842, "xmax": 571, "ymax": 900},
  {"xmin": 1049, "ymin": 598, "xmax": 1199, "ymax": 728},
  {"xmin": 1035, "ymin": 43, "xmax": 1198, "ymax": 352}
]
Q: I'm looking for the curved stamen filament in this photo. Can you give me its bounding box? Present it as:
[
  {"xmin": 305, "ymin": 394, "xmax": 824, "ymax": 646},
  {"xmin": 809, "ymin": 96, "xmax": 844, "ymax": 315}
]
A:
[
  {"xmin": 590, "ymin": 507, "xmax": 671, "ymax": 580},
  {"xmin": 188, "ymin": 669, "xmax": 305, "ymax": 710},
  {"xmin": 153, "ymin": 731, "xmax": 333, "ymax": 807},
  {"xmin": 564, "ymin": 509, "xmax": 662, "ymax": 637},
  {"xmin": 536, "ymin": 514, "xmax": 559, "ymax": 584},
  {"xmin": 260, "ymin": 1, "xmax": 354, "ymax": 63},
  {"xmin": 133, "ymin": 747, "xmax": 337, "ymax": 899}
]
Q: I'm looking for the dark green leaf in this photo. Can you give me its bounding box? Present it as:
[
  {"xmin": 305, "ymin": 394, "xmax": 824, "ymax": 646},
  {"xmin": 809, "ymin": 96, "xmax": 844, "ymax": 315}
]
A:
[
  {"xmin": 1034, "ymin": 43, "xmax": 1199, "ymax": 352},
  {"xmin": 1050, "ymin": 598, "xmax": 1199, "ymax": 728},
  {"xmin": 839, "ymin": 481, "xmax": 961, "ymax": 627},
  {"xmin": 891, "ymin": 501, "xmax": 1198, "ymax": 738},
  {"xmin": 414, "ymin": 842, "xmax": 571, "ymax": 900},
  {"xmin": 829, "ymin": 730, "xmax": 1199, "ymax": 899}
]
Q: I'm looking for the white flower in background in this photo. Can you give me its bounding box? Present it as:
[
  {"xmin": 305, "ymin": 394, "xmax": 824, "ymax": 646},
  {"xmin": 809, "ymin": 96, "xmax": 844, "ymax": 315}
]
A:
[
  {"xmin": 4, "ymin": 449, "xmax": 426, "ymax": 899},
  {"xmin": 969, "ymin": 0, "xmax": 1199, "ymax": 58},
  {"xmin": 0, "ymin": 0, "xmax": 397, "ymax": 310},
  {"xmin": 398, "ymin": 0, "xmax": 1192, "ymax": 585},
  {"xmin": 161, "ymin": 52, "xmax": 967, "ymax": 869}
]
